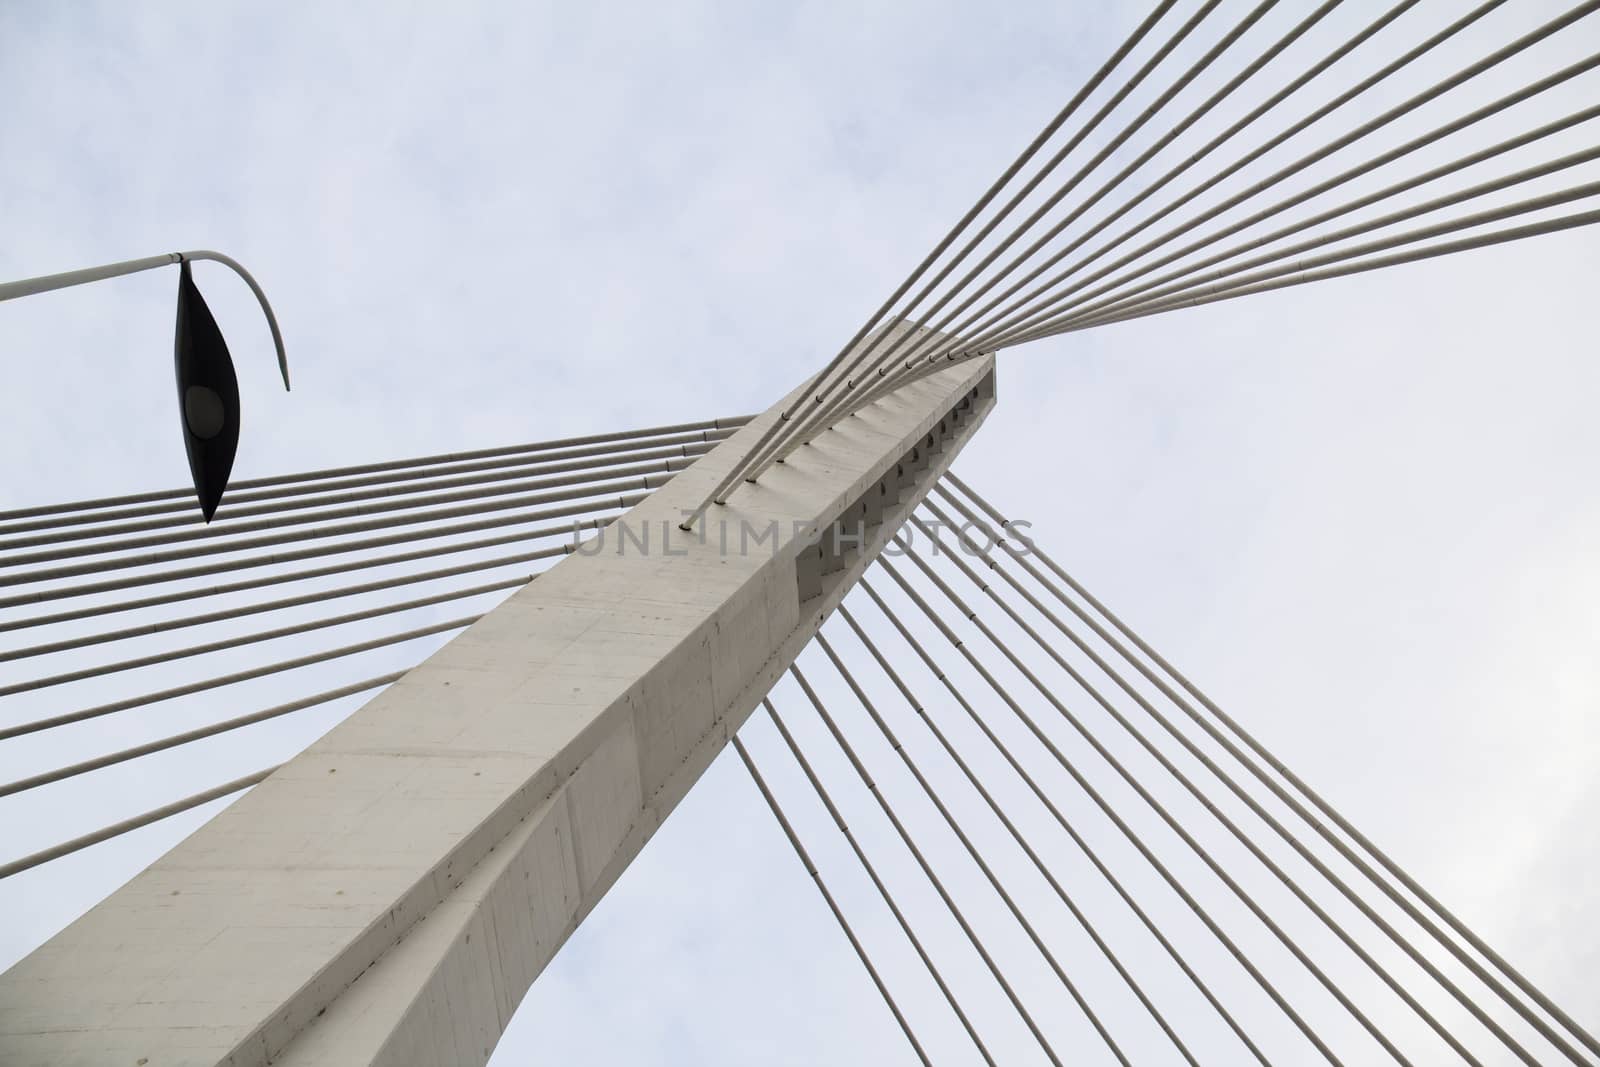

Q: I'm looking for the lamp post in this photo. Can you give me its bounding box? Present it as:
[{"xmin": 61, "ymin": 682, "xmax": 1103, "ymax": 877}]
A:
[{"xmin": 0, "ymin": 251, "xmax": 291, "ymax": 522}]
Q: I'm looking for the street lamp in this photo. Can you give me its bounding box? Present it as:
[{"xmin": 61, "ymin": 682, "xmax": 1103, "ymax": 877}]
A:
[{"xmin": 0, "ymin": 251, "xmax": 291, "ymax": 522}]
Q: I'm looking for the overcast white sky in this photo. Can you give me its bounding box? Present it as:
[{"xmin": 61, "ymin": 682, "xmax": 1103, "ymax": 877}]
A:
[{"xmin": 1, "ymin": 1, "xmax": 1597, "ymax": 1063}]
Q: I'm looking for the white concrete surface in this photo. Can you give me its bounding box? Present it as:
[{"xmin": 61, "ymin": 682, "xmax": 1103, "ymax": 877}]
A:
[{"xmin": 0, "ymin": 331, "xmax": 996, "ymax": 1067}]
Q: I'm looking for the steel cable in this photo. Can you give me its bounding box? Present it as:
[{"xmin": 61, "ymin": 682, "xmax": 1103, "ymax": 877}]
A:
[
  {"xmin": 1032, "ymin": 203, "xmax": 1600, "ymax": 340},
  {"xmin": 0, "ymin": 436, "xmax": 717, "ymax": 548},
  {"xmin": 892, "ymin": 544, "xmax": 1414, "ymax": 1064},
  {"xmin": 0, "ymin": 674, "xmax": 402, "ymax": 799},
  {"xmin": 0, "ymin": 462, "xmax": 687, "ymax": 573},
  {"xmin": 0, "ymin": 615, "xmax": 476, "ymax": 741},
  {"xmin": 826, "ymin": 613, "xmax": 1202, "ymax": 1066},
  {"xmin": 987, "ymin": 53, "xmax": 1600, "ymax": 345},
  {"xmin": 880, "ymin": 0, "xmax": 1425, "ymax": 369},
  {"xmin": 0, "ymin": 544, "xmax": 571, "ymax": 658},
  {"xmin": 758, "ymin": 697, "xmax": 1001, "ymax": 1066},
  {"xmin": 0, "ymin": 416, "xmax": 745, "ymax": 525},
  {"xmin": 1005, "ymin": 122, "xmax": 1600, "ymax": 337},
  {"xmin": 0, "ymin": 768, "xmax": 277, "ymax": 880},
  {"xmin": 772, "ymin": 0, "xmax": 1330, "ymax": 454},
  {"xmin": 868, "ymin": 566, "xmax": 1343, "ymax": 1064},
  {"xmin": 881, "ymin": 0, "xmax": 1518, "ymax": 379},
  {"xmin": 842, "ymin": 5, "xmax": 1600, "ymax": 411},
  {"xmin": 849, "ymin": 586, "xmax": 1272, "ymax": 1065},
  {"xmin": 844, "ymin": 201, "xmax": 1600, "ymax": 415},
  {"xmin": 732, "ymin": 735, "xmax": 934, "ymax": 1067},
  {"xmin": 735, "ymin": 0, "xmax": 1245, "ymax": 483},
  {"xmin": 787, "ymin": 664, "xmax": 1069, "ymax": 1067},
  {"xmin": 0, "ymin": 489, "xmax": 646, "ymax": 599},
  {"xmin": 940, "ymin": 473, "xmax": 1600, "ymax": 1062},
  {"xmin": 0, "ymin": 508, "xmax": 620, "ymax": 617},
  {"xmin": 810, "ymin": 637, "xmax": 1133, "ymax": 1064},
  {"xmin": 0, "ymin": 576, "xmax": 528, "ymax": 697},
  {"xmin": 690, "ymin": 0, "xmax": 1183, "ymax": 516},
  {"xmin": 914, "ymin": 506, "xmax": 1520, "ymax": 1064}
]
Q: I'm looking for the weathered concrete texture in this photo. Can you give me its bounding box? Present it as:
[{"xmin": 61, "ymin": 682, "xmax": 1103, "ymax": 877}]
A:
[{"xmin": 0, "ymin": 332, "xmax": 995, "ymax": 1067}]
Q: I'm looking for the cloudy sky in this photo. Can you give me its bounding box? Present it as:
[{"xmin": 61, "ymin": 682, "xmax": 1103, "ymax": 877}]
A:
[{"xmin": 1, "ymin": 0, "xmax": 1596, "ymax": 1063}]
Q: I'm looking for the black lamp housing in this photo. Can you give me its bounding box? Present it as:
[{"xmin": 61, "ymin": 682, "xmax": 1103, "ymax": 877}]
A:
[{"xmin": 173, "ymin": 259, "xmax": 241, "ymax": 523}]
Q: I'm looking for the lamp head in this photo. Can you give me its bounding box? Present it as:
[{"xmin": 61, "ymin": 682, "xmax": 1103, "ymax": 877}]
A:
[{"xmin": 173, "ymin": 260, "xmax": 240, "ymax": 522}]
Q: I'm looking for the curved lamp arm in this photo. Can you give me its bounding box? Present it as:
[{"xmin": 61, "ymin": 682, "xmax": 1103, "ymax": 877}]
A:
[
  {"xmin": 179, "ymin": 251, "xmax": 289, "ymax": 390},
  {"xmin": 0, "ymin": 250, "xmax": 291, "ymax": 390}
]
